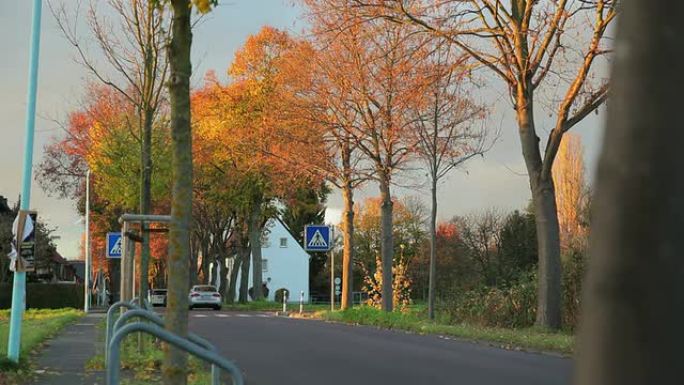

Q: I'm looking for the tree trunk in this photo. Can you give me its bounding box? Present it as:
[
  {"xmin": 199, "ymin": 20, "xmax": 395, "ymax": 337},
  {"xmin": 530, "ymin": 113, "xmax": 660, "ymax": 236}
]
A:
[
  {"xmin": 239, "ymin": 247, "xmax": 251, "ymax": 303},
  {"xmin": 427, "ymin": 176, "xmax": 438, "ymax": 320},
  {"xmin": 139, "ymin": 106, "xmax": 153, "ymax": 307},
  {"xmin": 225, "ymin": 255, "xmax": 240, "ymax": 304},
  {"xmin": 163, "ymin": 2, "xmax": 192, "ymax": 384},
  {"xmin": 248, "ymin": 201, "xmax": 263, "ymax": 300},
  {"xmin": 516, "ymin": 87, "xmax": 562, "ymax": 330},
  {"xmin": 575, "ymin": 2, "xmax": 684, "ymax": 384},
  {"xmin": 340, "ymin": 178, "xmax": 354, "ymax": 310},
  {"xmin": 189, "ymin": 236, "xmax": 199, "ymax": 286},
  {"xmin": 378, "ymin": 175, "xmax": 394, "ymax": 312},
  {"xmin": 532, "ymin": 176, "xmax": 562, "ymax": 329}
]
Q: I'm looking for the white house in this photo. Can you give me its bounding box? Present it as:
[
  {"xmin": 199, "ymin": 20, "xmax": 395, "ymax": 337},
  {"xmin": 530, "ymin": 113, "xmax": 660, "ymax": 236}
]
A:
[{"xmin": 233, "ymin": 218, "xmax": 310, "ymax": 303}]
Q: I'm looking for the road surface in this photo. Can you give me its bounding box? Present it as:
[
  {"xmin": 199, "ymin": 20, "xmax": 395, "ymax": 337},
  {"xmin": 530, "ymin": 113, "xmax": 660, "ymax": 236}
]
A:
[{"xmin": 189, "ymin": 311, "xmax": 572, "ymax": 385}]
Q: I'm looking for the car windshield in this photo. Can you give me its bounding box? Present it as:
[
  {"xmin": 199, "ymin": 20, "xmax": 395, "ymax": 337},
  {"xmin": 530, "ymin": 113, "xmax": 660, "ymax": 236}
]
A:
[{"xmin": 193, "ymin": 286, "xmax": 216, "ymax": 292}]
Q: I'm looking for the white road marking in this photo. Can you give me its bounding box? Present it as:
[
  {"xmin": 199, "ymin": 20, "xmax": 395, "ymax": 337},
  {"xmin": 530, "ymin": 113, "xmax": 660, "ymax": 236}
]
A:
[
  {"xmin": 193, "ymin": 314, "xmax": 208, "ymax": 318},
  {"xmin": 215, "ymin": 314, "xmax": 230, "ymax": 318},
  {"xmin": 236, "ymin": 314, "xmax": 251, "ymax": 318}
]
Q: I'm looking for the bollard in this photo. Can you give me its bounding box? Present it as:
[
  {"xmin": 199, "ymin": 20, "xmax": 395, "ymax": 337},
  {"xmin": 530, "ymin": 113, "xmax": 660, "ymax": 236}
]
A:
[
  {"xmin": 299, "ymin": 291, "xmax": 304, "ymax": 314},
  {"xmin": 282, "ymin": 292, "xmax": 288, "ymax": 313}
]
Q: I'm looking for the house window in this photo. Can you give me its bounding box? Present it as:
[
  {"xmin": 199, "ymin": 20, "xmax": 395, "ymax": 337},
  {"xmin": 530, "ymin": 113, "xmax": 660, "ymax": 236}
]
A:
[
  {"xmin": 261, "ymin": 233, "xmax": 271, "ymax": 248},
  {"xmin": 262, "ymin": 259, "xmax": 269, "ymax": 273},
  {"xmin": 279, "ymin": 237, "xmax": 288, "ymax": 248}
]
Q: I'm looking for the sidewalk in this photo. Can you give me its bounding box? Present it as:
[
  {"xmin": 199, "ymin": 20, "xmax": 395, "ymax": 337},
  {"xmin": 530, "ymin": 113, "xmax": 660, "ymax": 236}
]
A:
[{"xmin": 31, "ymin": 312, "xmax": 106, "ymax": 385}]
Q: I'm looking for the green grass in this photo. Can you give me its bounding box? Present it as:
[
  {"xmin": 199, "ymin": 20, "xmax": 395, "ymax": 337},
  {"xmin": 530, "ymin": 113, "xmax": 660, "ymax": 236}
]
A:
[
  {"xmin": 87, "ymin": 332, "xmax": 224, "ymax": 385},
  {"xmin": 0, "ymin": 308, "xmax": 83, "ymax": 383},
  {"xmin": 222, "ymin": 300, "xmax": 329, "ymax": 312},
  {"xmin": 312, "ymin": 306, "xmax": 574, "ymax": 355}
]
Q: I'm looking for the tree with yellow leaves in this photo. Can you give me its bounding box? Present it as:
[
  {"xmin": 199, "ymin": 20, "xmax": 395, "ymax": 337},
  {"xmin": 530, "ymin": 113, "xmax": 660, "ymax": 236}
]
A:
[{"xmin": 552, "ymin": 134, "xmax": 587, "ymax": 251}]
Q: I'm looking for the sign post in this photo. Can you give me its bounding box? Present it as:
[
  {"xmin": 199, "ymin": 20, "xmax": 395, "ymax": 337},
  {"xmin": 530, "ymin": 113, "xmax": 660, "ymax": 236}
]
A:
[
  {"xmin": 304, "ymin": 225, "xmax": 334, "ymax": 310},
  {"xmin": 8, "ymin": 0, "xmax": 43, "ymax": 363},
  {"xmin": 106, "ymin": 232, "xmax": 123, "ymax": 259}
]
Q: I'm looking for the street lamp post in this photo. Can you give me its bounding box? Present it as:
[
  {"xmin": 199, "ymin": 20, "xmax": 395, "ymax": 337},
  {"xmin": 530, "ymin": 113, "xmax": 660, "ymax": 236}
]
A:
[{"xmin": 84, "ymin": 170, "xmax": 91, "ymax": 312}]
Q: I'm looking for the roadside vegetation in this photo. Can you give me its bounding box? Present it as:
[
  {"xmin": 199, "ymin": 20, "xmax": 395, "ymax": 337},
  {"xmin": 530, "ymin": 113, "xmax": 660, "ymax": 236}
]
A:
[
  {"xmin": 0, "ymin": 308, "xmax": 82, "ymax": 382},
  {"xmin": 221, "ymin": 300, "xmax": 329, "ymax": 313},
  {"xmin": 87, "ymin": 333, "xmax": 220, "ymax": 385},
  {"xmin": 313, "ymin": 306, "xmax": 573, "ymax": 355}
]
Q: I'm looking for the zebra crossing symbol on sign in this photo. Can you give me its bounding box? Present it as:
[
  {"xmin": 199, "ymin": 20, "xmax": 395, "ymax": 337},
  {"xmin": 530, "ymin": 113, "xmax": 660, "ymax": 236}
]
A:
[
  {"xmin": 304, "ymin": 225, "xmax": 332, "ymax": 251},
  {"xmin": 107, "ymin": 232, "xmax": 122, "ymax": 258}
]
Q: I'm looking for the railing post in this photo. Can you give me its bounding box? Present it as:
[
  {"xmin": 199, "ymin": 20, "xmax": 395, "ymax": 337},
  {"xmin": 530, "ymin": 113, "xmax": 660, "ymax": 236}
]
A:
[
  {"xmin": 299, "ymin": 291, "xmax": 304, "ymax": 314},
  {"xmin": 282, "ymin": 292, "xmax": 287, "ymax": 313},
  {"xmin": 105, "ymin": 301, "xmax": 139, "ymax": 363}
]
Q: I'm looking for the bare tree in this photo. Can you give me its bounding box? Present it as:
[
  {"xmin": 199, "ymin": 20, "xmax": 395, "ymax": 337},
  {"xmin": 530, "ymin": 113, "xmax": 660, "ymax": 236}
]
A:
[
  {"xmin": 576, "ymin": 0, "xmax": 684, "ymax": 383},
  {"xmin": 303, "ymin": 41, "xmax": 369, "ymax": 310},
  {"xmin": 51, "ymin": 0, "xmax": 170, "ymax": 307},
  {"xmin": 411, "ymin": 40, "xmax": 490, "ymax": 319},
  {"xmin": 349, "ymin": 0, "xmax": 617, "ymax": 328},
  {"xmin": 302, "ymin": 2, "xmax": 429, "ymax": 311}
]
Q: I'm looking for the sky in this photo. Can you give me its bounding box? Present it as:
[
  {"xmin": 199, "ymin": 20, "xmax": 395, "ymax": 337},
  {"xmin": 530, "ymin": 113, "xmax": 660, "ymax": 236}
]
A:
[{"xmin": 0, "ymin": 1, "xmax": 606, "ymax": 260}]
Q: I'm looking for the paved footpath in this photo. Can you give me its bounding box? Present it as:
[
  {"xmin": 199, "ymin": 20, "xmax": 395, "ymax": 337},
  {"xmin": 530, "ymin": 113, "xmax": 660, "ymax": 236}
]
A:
[{"xmin": 32, "ymin": 313, "xmax": 105, "ymax": 385}]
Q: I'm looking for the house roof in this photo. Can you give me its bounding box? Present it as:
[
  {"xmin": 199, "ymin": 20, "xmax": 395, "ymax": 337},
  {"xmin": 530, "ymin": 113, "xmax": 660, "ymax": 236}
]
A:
[
  {"xmin": 69, "ymin": 261, "xmax": 85, "ymax": 280},
  {"xmin": 265, "ymin": 217, "xmax": 310, "ymax": 256}
]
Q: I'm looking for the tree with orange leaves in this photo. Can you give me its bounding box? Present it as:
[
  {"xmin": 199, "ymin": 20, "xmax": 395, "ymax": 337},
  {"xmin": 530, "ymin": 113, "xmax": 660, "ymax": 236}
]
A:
[
  {"xmin": 38, "ymin": 84, "xmax": 172, "ymax": 301},
  {"xmin": 350, "ymin": 0, "xmax": 616, "ymax": 330},
  {"xmin": 302, "ymin": 1, "xmax": 429, "ymax": 311},
  {"xmin": 191, "ymin": 26, "xmax": 326, "ymax": 301}
]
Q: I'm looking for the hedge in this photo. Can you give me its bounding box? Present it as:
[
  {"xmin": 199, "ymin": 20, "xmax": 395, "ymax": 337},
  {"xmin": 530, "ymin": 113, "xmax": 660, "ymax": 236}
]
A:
[{"xmin": 0, "ymin": 283, "xmax": 84, "ymax": 309}]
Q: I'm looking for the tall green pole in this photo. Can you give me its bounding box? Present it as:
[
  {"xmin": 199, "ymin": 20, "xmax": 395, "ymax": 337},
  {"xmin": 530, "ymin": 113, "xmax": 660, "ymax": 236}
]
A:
[{"xmin": 8, "ymin": 0, "xmax": 43, "ymax": 363}]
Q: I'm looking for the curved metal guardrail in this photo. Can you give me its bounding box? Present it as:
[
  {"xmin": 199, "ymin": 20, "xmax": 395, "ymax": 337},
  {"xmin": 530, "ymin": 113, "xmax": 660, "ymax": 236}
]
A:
[
  {"xmin": 112, "ymin": 309, "xmax": 220, "ymax": 384},
  {"xmin": 107, "ymin": 322, "xmax": 244, "ymax": 385},
  {"xmin": 105, "ymin": 301, "xmax": 140, "ymax": 362}
]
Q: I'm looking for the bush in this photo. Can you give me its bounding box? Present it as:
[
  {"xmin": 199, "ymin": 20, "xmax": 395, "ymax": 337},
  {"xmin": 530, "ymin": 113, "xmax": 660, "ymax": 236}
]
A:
[
  {"xmin": 0, "ymin": 283, "xmax": 84, "ymax": 309},
  {"xmin": 443, "ymin": 271, "xmax": 537, "ymax": 329},
  {"xmin": 441, "ymin": 249, "xmax": 587, "ymax": 330},
  {"xmin": 274, "ymin": 288, "xmax": 290, "ymax": 303}
]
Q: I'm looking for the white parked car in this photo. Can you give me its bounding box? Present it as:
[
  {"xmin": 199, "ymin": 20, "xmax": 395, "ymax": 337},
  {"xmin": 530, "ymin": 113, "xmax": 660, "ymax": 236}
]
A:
[
  {"xmin": 189, "ymin": 285, "xmax": 222, "ymax": 310},
  {"xmin": 148, "ymin": 289, "xmax": 167, "ymax": 307}
]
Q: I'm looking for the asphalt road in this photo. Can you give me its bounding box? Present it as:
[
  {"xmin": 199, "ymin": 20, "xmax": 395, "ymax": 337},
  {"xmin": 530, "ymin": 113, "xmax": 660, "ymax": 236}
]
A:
[{"xmin": 189, "ymin": 311, "xmax": 572, "ymax": 385}]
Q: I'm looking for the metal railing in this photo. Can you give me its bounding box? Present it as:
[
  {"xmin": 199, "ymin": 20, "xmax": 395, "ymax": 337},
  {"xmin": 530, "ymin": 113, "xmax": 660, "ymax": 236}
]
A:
[
  {"xmin": 112, "ymin": 308, "xmax": 220, "ymax": 384},
  {"xmin": 107, "ymin": 322, "xmax": 244, "ymax": 385},
  {"xmin": 105, "ymin": 300, "xmax": 140, "ymax": 362},
  {"xmin": 105, "ymin": 299, "xmax": 243, "ymax": 385}
]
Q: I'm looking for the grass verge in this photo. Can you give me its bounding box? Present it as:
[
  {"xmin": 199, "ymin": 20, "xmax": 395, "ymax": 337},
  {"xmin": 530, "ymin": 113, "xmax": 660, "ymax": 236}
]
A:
[
  {"xmin": 87, "ymin": 333, "xmax": 218, "ymax": 385},
  {"xmin": 310, "ymin": 306, "xmax": 574, "ymax": 355},
  {"xmin": 0, "ymin": 308, "xmax": 83, "ymax": 383},
  {"xmin": 221, "ymin": 300, "xmax": 329, "ymax": 312}
]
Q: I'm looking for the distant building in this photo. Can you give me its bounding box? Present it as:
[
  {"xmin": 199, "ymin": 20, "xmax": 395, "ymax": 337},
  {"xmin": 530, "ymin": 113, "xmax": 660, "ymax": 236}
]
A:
[
  {"xmin": 233, "ymin": 218, "xmax": 310, "ymax": 303},
  {"xmin": 33, "ymin": 250, "xmax": 81, "ymax": 283}
]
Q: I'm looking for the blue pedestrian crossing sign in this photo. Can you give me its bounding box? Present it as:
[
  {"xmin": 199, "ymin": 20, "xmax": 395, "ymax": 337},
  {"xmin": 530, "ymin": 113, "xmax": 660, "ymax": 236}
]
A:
[
  {"xmin": 106, "ymin": 232, "xmax": 123, "ymax": 258},
  {"xmin": 304, "ymin": 225, "xmax": 332, "ymax": 251}
]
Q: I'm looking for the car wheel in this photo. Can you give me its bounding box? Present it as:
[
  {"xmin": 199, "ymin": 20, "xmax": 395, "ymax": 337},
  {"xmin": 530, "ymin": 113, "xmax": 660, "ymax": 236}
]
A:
[
  {"xmin": 188, "ymin": 305, "xmax": 193, "ymax": 310},
  {"xmin": 214, "ymin": 305, "xmax": 221, "ymax": 311}
]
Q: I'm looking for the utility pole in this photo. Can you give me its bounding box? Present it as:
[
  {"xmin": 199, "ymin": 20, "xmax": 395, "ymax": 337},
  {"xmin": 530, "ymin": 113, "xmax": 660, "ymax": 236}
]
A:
[
  {"xmin": 330, "ymin": 248, "xmax": 334, "ymax": 311},
  {"xmin": 8, "ymin": 0, "xmax": 43, "ymax": 363},
  {"xmin": 84, "ymin": 170, "xmax": 91, "ymax": 312}
]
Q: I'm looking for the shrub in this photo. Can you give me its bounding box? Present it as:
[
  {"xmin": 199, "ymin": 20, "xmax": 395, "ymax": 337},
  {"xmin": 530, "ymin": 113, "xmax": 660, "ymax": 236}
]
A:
[
  {"xmin": 0, "ymin": 283, "xmax": 84, "ymax": 309},
  {"xmin": 443, "ymin": 270, "xmax": 537, "ymax": 329},
  {"xmin": 441, "ymin": 250, "xmax": 587, "ymax": 330},
  {"xmin": 274, "ymin": 288, "xmax": 290, "ymax": 303}
]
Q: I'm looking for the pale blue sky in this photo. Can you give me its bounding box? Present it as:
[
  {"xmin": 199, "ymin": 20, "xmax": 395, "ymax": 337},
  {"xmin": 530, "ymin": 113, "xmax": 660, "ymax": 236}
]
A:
[{"xmin": 0, "ymin": 1, "xmax": 605, "ymax": 259}]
